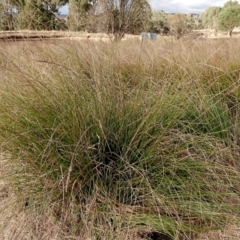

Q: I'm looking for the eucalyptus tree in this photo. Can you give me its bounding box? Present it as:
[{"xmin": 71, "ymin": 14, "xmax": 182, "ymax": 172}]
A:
[
  {"xmin": 200, "ymin": 6, "xmax": 222, "ymax": 30},
  {"xmin": 87, "ymin": 0, "xmax": 152, "ymax": 40},
  {"xmin": 68, "ymin": 0, "xmax": 93, "ymax": 31},
  {"xmin": 218, "ymin": 0, "xmax": 240, "ymax": 36},
  {"xmin": 186, "ymin": 14, "xmax": 202, "ymax": 30},
  {"xmin": 0, "ymin": 0, "xmax": 15, "ymax": 30},
  {"xmin": 150, "ymin": 10, "xmax": 168, "ymax": 33},
  {"xmin": 11, "ymin": 0, "xmax": 68, "ymax": 29}
]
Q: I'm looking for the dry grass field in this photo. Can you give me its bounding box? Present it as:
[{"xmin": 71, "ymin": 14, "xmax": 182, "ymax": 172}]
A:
[
  {"xmin": 0, "ymin": 33, "xmax": 240, "ymax": 240},
  {"xmin": 0, "ymin": 27, "xmax": 239, "ymax": 42}
]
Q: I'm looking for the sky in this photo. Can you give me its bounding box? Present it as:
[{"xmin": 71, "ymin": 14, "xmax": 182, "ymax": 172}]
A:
[
  {"xmin": 59, "ymin": 0, "xmax": 239, "ymax": 15},
  {"xmin": 150, "ymin": 0, "xmax": 239, "ymax": 13}
]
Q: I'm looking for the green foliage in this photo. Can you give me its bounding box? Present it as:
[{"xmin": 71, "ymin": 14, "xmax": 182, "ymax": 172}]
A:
[
  {"xmin": 1, "ymin": 0, "xmax": 152, "ymax": 33},
  {"xmin": 223, "ymin": 0, "xmax": 239, "ymax": 8},
  {"xmin": 16, "ymin": 2, "xmax": 52, "ymax": 29},
  {"xmin": 186, "ymin": 14, "xmax": 203, "ymax": 30},
  {"xmin": 0, "ymin": 3, "xmax": 15, "ymax": 30},
  {"xmin": 200, "ymin": 6, "xmax": 222, "ymax": 29},
  {"xmin": 68, "ymin": 0, "xmax": 92, "ymax": 31},
  {"xmin": 150, "ymin": 10, "xmax": 168, "ymax": 33},
  {"xmin": 128, "ymin": 0, "xmax": 152, "ymax": 34},
  {"xmin": 218, "ymin": 1, "xmax": 240, "ymax": 36},
  {"xmin": 7, "ymin": 0, "xmax": 67, "ymax": 30},
  {"xmin": 86, "ymin": 0, "xmax": 152, "ymax": 40}
]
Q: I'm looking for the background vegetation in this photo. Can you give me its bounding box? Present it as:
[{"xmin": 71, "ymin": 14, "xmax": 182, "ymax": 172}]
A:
[
  {"xmin": 0, "ymin": 0, "xmax": 240, "ymax": 39},
  {"xmin": 200, "ymin": 0, "xmax": 240, "ymax": 36}
]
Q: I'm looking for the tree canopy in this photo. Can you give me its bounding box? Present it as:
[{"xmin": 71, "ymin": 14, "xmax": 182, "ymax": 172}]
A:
[
  {"xmin": 200, "ymin": 6, "xmax": 222, "ymax": 29},
  {"xmin": 0, "ymin": 0, "xmax": 68, "ymax": 30},
  {"xmin": 218, "ymin": 0, "xmax": 240, "ymax": 36},
  {"xmin": 3, "ymin": 0, "xmax": 240, "ymax": 38},
  {"xmin": 68, "ymin": 0, "xmax": 92, "ymax": 31},
  {"xmin": 151, "ymin": 10, "xmax": 168, "ymax": 30},
  {"xmin": 85, "ymin": 0, "xmax": 152, "ymax": 40},
  {"xmin": 169, "ymin": 13, "xmax": 189, "ymax": 39}
]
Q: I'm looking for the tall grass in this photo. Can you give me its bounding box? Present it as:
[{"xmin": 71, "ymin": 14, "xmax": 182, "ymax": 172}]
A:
[{"xmin": 0, "ymin": 38, "xmax": 240, "ymax": 239}]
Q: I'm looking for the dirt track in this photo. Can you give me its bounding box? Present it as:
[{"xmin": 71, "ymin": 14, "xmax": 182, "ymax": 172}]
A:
[
  {"xmin": 0, "ymin": 30, "xmax": 112, "ymax": 42},
  {"xmin": 0, "ymin": 29, "xmax": 240, "ymax": 43}
]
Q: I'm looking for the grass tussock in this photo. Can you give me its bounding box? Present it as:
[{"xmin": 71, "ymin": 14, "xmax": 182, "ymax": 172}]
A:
[{"xmin": 0, "ymin": 37, "xmax": 240, "ymax": 239}]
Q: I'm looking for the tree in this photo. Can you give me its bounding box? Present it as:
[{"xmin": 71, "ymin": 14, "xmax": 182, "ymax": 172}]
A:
[
  {"xmin": 223, "ymin": 0, "xmax": 239, "ymax": 8},
  {"xmin": 0, "ymin": 0, "xmax": 15, "ymax": 30},
  {"xmin": 10, "ymin": 0, "xmax": 68, "ymax": 30},
  {"xmin": 87, "ymin": 0, "xmax": 152, "ymax": 41},
  {"xmin": 186, "ymin": 14, "xmax": 202, "ymax": 30},
  {"xmin": 169, "ymin": 13, "xmax": 189, "ymax": 39},
  {"xmin": 128, "ymin": 0, "xmax": 152, "ymax": 34},
  {"xmin": 218, "ymin": 0, "xmax": 240, "ymax": 37},
  {"xmin": 150, "ymin": 10, "xmax": 169, "ymax": 34},
  {"xmin": 68, "ymin": 0, "xmax": 92, "ymax": 31},
  {"xmin": 200, "ymin": 6, "xmax": 222, "ymax": 30}
]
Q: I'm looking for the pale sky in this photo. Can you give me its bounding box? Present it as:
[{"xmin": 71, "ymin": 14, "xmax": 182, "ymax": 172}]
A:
[
  {"xmin": 150, "ymin": 0, "xmax": 239, "ymax": 13},
  {"xmin": 59, "ymin": 0, "xmax": 239, "ymax": 15}
]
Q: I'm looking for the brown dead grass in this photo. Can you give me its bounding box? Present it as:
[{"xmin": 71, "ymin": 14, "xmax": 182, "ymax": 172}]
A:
[
  {"xmin": 195, "ymin": 225, "xmax": 240, "ymax": 240},
  {"xmin": 0, "ymin": 30, "xmax": 112, "ymax": 42},
  {"xmin": 0, "ymin": 36, "xmax": 240, "ymax": 240},
  {"xmin": 0, "ymin": 29, "xmax": 239, "ymax": 45}
]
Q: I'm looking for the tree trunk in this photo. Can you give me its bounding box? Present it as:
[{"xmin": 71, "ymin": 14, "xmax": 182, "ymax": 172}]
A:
[{"xmin": 113, "ymin": 32, "xmax": 124, "ymax": 41}]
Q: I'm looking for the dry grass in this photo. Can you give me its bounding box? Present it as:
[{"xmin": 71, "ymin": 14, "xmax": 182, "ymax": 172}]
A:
[
  {"xmin": 195, "ymin": 225, "xmax": 240, "ymax": 240},
  {"xmin": 0, "ymin": 37, "xmax": 240, "ymax": 239},
  {"xmin": 0, "ymin": 30, "xmax": 113, "ymax": 42},
  {"xmin": 0, "ymin": 28, "xmax": 239, "ymax": 42}
]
